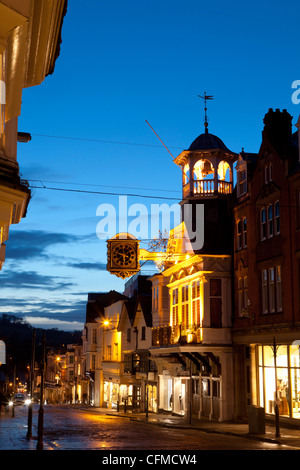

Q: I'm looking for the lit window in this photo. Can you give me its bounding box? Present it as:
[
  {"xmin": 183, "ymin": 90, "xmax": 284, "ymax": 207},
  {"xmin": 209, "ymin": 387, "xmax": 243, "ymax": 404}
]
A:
[
  {"xmin": 192, "ymin": 280, "xmax": 201, "ymax": 326},
  {"xmin": 171, "ymin": 288, "xmax": 179, "ymax": 326},
  {"xmin": 181, "ymin": 285, "xmax": 189, "ymax": 332}
]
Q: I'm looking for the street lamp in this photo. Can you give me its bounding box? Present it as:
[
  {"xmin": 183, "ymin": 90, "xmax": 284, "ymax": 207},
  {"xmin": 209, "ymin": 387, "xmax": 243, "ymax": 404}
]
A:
[
  {"xmin": 37, "ymin": 332, "xmax": 46, "ymax": 451},
  {"xmin": 27, "ymin": 329, "xmax": 35, "ymax": 440}
]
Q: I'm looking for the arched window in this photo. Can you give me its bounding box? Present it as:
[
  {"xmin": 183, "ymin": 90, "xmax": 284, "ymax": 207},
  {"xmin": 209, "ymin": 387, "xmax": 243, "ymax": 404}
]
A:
[
  {"xmin": 193, "ymin": 159, "xmax": 213, "ymax": 180},
  {"xmin": 217, "ymin": 160, "xmax": 230, "ymax": 181},
  {"xmin": 193, "ymin": 159, "xmax": 214, "ymax": 194},
  {"xmin": 183, "ymin": 163, "xmax": 190, "ymax": 185}
]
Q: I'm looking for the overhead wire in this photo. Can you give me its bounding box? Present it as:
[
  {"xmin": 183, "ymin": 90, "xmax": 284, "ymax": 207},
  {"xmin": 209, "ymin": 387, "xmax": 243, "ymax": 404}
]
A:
[
  {"xmin": 30, "ymin": 133, "xmax": 184, "ymax": 150},
  {"xmin": 27, "ymin": 179, "xmax": 182, "ymax": 195},
  {"xmin": 29, "ymin": 183, "xmax": 181, "ymax": 201}
]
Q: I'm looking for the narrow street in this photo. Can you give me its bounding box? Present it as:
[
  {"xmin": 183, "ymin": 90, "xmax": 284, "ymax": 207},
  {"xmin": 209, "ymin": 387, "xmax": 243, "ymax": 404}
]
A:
[{"xmin": 7, "ymin": 404, "xmax": 293, "ymax": 451}]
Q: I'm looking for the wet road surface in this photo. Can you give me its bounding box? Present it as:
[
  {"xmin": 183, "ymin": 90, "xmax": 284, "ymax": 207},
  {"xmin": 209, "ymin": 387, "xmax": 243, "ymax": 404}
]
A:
[{"xmin": 13, "ymin": 405, "xmax": 292, "ymax": 451}]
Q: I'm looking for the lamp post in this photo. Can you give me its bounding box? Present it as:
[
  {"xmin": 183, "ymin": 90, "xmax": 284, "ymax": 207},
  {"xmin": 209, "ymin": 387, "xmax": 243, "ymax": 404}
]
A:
[
  {"xmin": 37, "ymin": 332, "xmax": 46, "ymax": 450},
  {"xmin": 27, "ymin": 329, "xmax": 35, "ymax": 440}
]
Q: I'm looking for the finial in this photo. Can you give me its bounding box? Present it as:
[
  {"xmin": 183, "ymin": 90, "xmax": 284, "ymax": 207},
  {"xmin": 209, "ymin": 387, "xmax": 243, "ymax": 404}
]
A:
[{"xmin": 198, "ymin": 92, "xmax": 214, "ymax": 134}]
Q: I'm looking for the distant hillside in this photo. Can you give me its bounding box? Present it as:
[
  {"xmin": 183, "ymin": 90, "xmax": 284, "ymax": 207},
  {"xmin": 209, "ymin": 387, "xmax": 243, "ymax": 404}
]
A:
[{"xmin": 0, "ymin": 314, "xmax": 82, "ymax": 382}]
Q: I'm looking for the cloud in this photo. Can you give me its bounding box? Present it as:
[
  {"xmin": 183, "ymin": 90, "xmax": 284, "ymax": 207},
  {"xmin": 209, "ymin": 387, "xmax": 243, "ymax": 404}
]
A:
[
  {"xmin": 0, "ymin": 297, "xmax": 87, "ymax": 331},
  {"xmin": 0, "ymin": 270, "xmax": 74, "ymax": 291},
  {"xmin": 23, "ymin": 316, "xmax": 84, "ymax": 331},
  {"xmin": 5, "ymin": 229, "xmax": 94, "ymax": 261},
  {"xmin": 66, "ymin": 261, "xmax": 107, "ymax": 270}
]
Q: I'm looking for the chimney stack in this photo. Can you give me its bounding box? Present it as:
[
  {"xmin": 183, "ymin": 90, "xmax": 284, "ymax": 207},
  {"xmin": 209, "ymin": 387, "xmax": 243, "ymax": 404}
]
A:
[{"xmin": 263, "ymin": 108, "xmax": 292, "ymax": 149}]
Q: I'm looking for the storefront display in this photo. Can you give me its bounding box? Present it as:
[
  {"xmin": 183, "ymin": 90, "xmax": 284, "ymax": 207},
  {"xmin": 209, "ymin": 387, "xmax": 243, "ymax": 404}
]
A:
[{"xmin": 258, "ymin": 344, "xmax": 300, "ymax": 419}]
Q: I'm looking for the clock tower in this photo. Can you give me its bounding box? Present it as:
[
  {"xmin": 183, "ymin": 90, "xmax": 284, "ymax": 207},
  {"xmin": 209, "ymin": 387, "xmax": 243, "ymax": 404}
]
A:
[{"xmin": 174, "ymin": 114, "xmax": 237, "ymax": 255}]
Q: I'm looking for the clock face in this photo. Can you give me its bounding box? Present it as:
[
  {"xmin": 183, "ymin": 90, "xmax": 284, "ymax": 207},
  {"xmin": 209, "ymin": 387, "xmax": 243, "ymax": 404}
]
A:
[{"xmin": 111, "ymin": 242, "xmax": 137, "ymax": 268}]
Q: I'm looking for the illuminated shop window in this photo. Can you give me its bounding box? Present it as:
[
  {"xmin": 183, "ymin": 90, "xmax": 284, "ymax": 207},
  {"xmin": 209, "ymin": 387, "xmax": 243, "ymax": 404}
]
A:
[{"xmin": 258, "ymin": 345, "xmax": 300, "ymax": 419}]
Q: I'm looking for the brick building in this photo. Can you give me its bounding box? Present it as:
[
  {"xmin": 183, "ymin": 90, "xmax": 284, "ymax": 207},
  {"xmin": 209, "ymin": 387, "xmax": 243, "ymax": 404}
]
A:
[{"xmin": 233, "ymin": 109, "xmax": 300, "ymax": 424}]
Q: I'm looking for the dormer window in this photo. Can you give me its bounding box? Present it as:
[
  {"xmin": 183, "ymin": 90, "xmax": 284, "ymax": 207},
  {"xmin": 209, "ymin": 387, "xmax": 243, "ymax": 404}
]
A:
[{"xmin": 238, "ymin": 169, "xmax": 247, "ymax": 196}]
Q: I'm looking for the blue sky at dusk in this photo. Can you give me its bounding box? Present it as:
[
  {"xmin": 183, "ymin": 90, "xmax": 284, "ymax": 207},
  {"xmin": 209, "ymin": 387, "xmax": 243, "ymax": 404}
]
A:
[{"xmin": 0, "ymin": 0, "xmax": 299, "ymax": 331}]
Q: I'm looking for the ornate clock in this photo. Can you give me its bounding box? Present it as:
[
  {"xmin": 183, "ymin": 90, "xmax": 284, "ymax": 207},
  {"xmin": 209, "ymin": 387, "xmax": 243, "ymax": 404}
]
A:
[
  {"xmin": 112, "ymin": 242, "xmax": 137, "ymax": 268},
  {"xmin": 107, "ymin": 235, "xmax": 140, "ymax": 279}
]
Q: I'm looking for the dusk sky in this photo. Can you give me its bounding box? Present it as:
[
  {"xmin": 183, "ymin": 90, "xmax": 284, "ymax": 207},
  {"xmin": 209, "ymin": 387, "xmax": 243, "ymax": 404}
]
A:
[{"xmin": 1, "ymin": 0, "xmax": 299, "ymax": 331}]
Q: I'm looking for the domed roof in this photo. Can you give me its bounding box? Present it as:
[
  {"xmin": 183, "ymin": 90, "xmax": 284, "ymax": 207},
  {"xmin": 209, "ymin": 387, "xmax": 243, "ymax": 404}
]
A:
[{"xmin": 188, "ymin": 132, "xmax": 232, "ymax": 152}]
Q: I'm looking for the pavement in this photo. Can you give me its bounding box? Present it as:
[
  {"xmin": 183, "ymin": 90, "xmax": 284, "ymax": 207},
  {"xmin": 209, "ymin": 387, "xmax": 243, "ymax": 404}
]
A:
[{"xmin": 1, "ymin": 404, "xmax": 300, "ymax": 450}]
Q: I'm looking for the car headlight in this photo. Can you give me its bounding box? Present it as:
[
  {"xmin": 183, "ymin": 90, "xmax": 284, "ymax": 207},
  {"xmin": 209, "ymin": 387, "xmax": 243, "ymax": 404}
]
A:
[
  {"xmin": 8, "ymin": 401, "xmax": 13, "ymax": 406},
  {"xmin": 25, "ymin": 399, "xmax": 31, "ymax": 406}
]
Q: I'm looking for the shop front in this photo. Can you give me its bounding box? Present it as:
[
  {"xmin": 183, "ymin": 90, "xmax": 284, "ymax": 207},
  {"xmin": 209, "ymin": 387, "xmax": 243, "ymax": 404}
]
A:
[
  {"xmin": 103, "ymin": 378, "xmax": 144, "ymax": 411},
  {"xmin": 103, "ymin": 380, "xmax": 120, "ymax": 409},
  {"xmin": 154, "ymin": 348, "xmax": 234, "ymax": 421},
  {"xmin": 256, "ymin": 343, "xmax": 300, "ymax": 420}
]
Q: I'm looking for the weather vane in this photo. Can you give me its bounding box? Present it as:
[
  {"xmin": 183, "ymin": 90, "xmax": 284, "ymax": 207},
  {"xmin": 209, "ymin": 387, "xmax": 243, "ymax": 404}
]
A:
[{"xmin": 198, "ymin": 92, "xmax": 214, "ymax": 133}]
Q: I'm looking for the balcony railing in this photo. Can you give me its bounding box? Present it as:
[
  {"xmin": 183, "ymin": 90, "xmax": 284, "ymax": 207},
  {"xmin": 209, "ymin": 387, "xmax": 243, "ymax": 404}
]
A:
[
  {"xmin": 218, "ymin": 180, "xmax": 232, "ymax": 194},
  {"xmin": 194, "ymin": 179, "xmax": 214, "ymax": 195},
  {"xmin": 183, "ymin": 179, "xmax": 232, "ymax": 197}
]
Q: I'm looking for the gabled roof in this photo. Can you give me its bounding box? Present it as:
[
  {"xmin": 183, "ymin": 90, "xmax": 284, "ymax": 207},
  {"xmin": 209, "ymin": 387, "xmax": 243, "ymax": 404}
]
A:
[
  {"xmin": 120, "ymin": 294, "xmax": 152, "ymax": 328},
  {"xmin": 136, "ymin": 294, "xmax": 152, "ymax": 327},
  {"xmin": 85, "ymin": 290, "xmax": 128, "ymax": 323}
]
